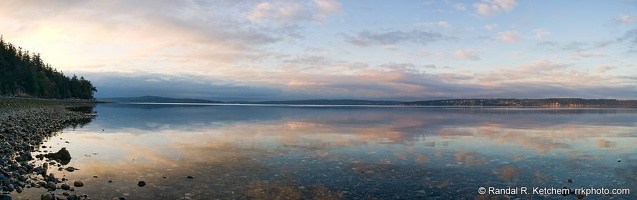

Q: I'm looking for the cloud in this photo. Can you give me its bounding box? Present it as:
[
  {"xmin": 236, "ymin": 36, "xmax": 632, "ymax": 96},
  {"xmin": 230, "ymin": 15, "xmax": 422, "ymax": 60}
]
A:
[
  {"xmin": 418, "ymin": 21, "xmax": 451, "ymax": 29},
  {"xmin": 313, "ymin": 0, "xmax": 342, "ymax": 21},
  {"xmin": 596, "ymin": 65, "xmax": 617, "ymax": 73},
  {"xmin": 484, "ymin": 23, "xmax": 498, "ymax": 30},
  {"xmin": 474, "ymin": 0, "xmax": 517, "ymax": 16},
  {"xmin": 345, "ymin": 30, "xmax": 446, "ymax": 47},
  {"xmin": 453, "ymin": 3, "xmax": 466, "ymax": 10},
  {"xmin": 617, "ymin": 15, "xmax": 637, "ymax": 25},
  {"xmin": 378, "ymin": 62, "xmax": 420, "ymax": 73},
  {"xmin": 246, "ymin": 0, "xmax": 341, "ymax": 24},
  {"xmin": 533, "ymin": 29, "xmax": 550, "ymax": 38},
  {"xmin": 0, "ymin": 0, "xmax": 298, "ymax": 73},
  {"xmin": 539, "ymin": 41, "xmax": 593, "ymax": 52},
  {"xmin": 562, "ymin": 42, "xmax": 587, "ymax": 51},
  {"xmin": 83, "ymin": 57, "xmax": 637, "ymax": 101},
  {"xmin": 455, "ymin": 49, "xmax": 481, "ymax": 61},
  {"xmin": 381, "ymin": 44, "xmax": 399, "ymax": 50},
  {"xmin": 498, "ymin": 31, "xmax": 519, "ymax": 42},
  {"xmin": 424, "ymin": 64, "xmax": 439, "ymax": 69},
  {"xmin": 1, "ymin": 0, "xmax": 346, "ymax": 92},
  {"xmin": 2, "ymin": 0, "xmax": 635, "ymax": 101},
  {"xmin": 619, "ymin": 29, "xmax": 637, "ymax": 52},
  {"xmin": 84, "ymin": 72, "xmax": 286, "ymax": 101},
  {"xmin": 569, "ymin": 52, "xmax": 606, "ymax": 60},
  {"xmin": 246, "ymin": 2, "xmax": 309, "ymax": 23},
  {"xmin": 463, "ymin": 59, "xmax": 636, "ymax": 99}
]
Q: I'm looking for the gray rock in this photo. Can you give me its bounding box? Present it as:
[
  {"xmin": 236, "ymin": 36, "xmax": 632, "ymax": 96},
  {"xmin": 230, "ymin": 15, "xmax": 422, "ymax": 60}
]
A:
[
  {"xmin": 64, "ymin": 167, "xmax": 76, "ymax": 172},
  {"xmin": 66, "ymin": 195, "xmax": 80, "ymax": 200},
  {"xmin": 73, "ymin": 180, "xmax": 83, "ymax": 187},
  {"xmin": 46, "ymin": 181, "xmax": 56, "ymax": 191},
  {"xmin": 44, "ymin": 148, "xmax": 72, "ymax": 164},
  {"xmin": 0, "ymin": 194, "xmax": 11, "ymax": 200},
  {"xmin": 40, "ymin": 193, "xmax": 52, "ymax": 200}
]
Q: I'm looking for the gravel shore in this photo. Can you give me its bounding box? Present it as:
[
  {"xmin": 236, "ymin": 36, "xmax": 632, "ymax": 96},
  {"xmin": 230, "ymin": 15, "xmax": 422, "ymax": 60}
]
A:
[{"xmin": 0, "ymin": 98, "xmax": 96, "ymax": 200}]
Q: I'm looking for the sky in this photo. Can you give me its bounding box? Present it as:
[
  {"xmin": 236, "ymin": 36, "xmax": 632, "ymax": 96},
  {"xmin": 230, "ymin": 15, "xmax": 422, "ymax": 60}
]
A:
[{"xmin": 1, "ymin": 0, "xmax": 636, "ymax": 101}]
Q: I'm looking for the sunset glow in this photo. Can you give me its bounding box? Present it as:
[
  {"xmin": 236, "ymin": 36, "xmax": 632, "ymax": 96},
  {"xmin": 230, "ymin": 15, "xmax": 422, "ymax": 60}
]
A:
[{"xmin": 1, "ymin": 0, "xmax": 636, "ymax": 100}]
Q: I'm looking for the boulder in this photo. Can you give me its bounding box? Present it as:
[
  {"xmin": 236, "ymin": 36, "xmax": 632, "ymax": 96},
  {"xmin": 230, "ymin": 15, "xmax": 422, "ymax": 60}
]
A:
[{"xmin": 44, "ymin": 148, "xmax": 71, "ymax": 164}]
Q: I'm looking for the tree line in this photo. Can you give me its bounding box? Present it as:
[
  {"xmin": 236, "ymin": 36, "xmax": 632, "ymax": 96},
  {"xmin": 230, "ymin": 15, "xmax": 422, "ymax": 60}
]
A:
[{"xmin": 0, "ymin": 36, "xmax": 96, "ymax": 100}]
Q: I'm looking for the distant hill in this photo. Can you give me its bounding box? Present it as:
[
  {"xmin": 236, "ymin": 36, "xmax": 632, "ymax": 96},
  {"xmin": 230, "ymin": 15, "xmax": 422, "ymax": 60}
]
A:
[
  {"xmin": 403, "ymin": 98, "xmax": 637, "ymax": 107},
  {"xmin": 230, "ymin": 98, "xmax": 637, "ymax": 107},
  {"xmin": 99, "ymin": 97, "xmax": 637, "ymax": 107},
  {"xmin": 100, "ymin": 96, "xmax": 223, "ymax": 103},
  {"xmin": 229, "ymin": 99, "xmax": 402, "ymax": 105}
]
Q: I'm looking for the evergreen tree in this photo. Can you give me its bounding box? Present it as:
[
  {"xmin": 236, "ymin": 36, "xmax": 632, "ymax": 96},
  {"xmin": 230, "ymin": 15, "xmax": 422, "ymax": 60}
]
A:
[{"xmin": 0, "ymin": 36, "xmax": 96, "ymax": 100}]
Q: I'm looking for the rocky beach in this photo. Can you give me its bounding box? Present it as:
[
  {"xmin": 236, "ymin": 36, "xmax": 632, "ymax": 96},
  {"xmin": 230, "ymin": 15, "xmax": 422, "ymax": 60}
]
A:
[{"xmin": 0, "ymin": 98, "xmax": 96, "ymax": 200}]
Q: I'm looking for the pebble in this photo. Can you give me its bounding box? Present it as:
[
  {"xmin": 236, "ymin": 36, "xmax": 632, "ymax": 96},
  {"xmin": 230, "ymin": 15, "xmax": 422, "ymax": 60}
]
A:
[
  {"xmin": 73, "ymin": 181, "xmax": 84, "ymax": 187},
  {"xmin": 0, "ymin": 194, "xmax": 11, "ymax": 200},
  {"xmin": 40, "ymin": 193, "xmax": 53, "ymax": 200},
  {"xmin": 46, "ymin": 181, "xmax": 56, "ymax": 191},
  {"xmin": 187, "ymin": 176, "xmax": 194, "ymax": 179},
  {"xmin": 61, "ymin": 183, "xmax": 71, "ymax": 190},
  {"xmin": 0, "ymin": 101, "xmax": 95, "ymax": 198},
  {"xmin": 137, "ymin": 181, "xmax": 146, "ymax": 187}
]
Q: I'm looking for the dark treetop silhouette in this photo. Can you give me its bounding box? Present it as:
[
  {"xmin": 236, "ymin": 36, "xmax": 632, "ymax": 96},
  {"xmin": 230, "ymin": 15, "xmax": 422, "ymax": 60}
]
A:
[{"xmin": 0, "ymin": 36, "xmax": 96, "ymax": 100}]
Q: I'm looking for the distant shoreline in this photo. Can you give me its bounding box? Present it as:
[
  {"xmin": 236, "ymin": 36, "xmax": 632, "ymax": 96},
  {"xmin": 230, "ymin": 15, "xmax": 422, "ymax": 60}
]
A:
[
  {"xmin": 98, "ymin": 96, "xmax": 637, "ymax": 107},
  {"xmin": 0, "ymin": 96, "xmax": 104, "ymax": 106},
  {"xmin": 109, "ymin": 102, "xmax": 637, "ymax": 108}
]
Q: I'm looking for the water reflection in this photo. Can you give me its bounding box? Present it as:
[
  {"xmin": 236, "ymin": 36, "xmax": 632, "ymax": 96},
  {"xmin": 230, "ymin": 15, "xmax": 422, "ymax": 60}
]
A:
[{"xmin": 17, "ymin": 104, "xmax": 637, "ymax": 199}]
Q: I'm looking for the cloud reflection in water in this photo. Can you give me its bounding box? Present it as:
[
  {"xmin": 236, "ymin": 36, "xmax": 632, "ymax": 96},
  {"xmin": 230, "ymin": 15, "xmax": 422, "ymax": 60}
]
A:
[{"xmin": 16, "ymin": 105, "xmax": 637, "ymax": 199}]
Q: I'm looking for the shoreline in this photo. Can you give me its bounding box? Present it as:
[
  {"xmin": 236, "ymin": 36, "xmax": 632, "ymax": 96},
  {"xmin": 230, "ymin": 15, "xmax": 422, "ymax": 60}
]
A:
[{"xmin": 1, "ymin": 98, "xmax": 96, "ymax": 200}]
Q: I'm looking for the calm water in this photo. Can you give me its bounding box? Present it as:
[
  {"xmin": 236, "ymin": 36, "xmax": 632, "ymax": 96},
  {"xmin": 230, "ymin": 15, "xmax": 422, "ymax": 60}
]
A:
[{"xmin": 16, "ymin": 104, "xmax": 637, "ymax": 199}]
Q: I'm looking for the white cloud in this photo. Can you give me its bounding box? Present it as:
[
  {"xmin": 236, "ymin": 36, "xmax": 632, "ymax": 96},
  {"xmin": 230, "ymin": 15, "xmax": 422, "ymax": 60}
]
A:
[
  {"xmin": 570, "ymin": 52, "xmax": 607, "ymax": 60},
  {"xmin": 382, "ymin": 44, "xmax": 399, "ymax": 51},
  {"xmin": 474, "ymin": 0, "xmax": 517, "ymax": 16},
  {"xmin": 533, "ymin": 29, "xmax": 550, "ymax": 38},
  {"xmin": 313, "ymin": 0, "xmax": 342, "ymax": 21},
  {"xmin": 484, "ymin": 23, "xmax": 498, "ymax": 30},
  {"xmin": 618, "ymin": 15, "xmax": 637, "ymax": 25},
  {"xmin": 453, "ymin": 3, "xmax": 466, "ymax": 10},
  {"xmin": 455, "ymin": 49, "xmax": 481, "ymax": 61},
  {"xmin": 246, "ymin": 0, "xmax": 341, "ymax": 23},
  {"xmin": 246, "ymin": 2, "xmax": 308, "ymax": 23},
  {"xmin": 418, "ymin": 21, "xmax": 451, "ymax": 29},
  {"xmin": 494, "ymin": 0, "xmax": 517, "ymax": 11},
  {"xmin": 497, "ymin": 31, "xmax": 519, "ymax": 42},
  {"xmin": 597, "ymin": 65, "xmax": 616, "ymax": 73},
  {"xmin": 345, "ymin": 30, "xmax": 446, "ymax": 47}
]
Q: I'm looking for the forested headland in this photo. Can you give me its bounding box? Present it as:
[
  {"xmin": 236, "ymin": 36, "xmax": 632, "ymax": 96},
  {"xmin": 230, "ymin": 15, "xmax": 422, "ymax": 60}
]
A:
[{"xmin": 0, "ymin": 36, "xmax": 96, "ymax": 100}]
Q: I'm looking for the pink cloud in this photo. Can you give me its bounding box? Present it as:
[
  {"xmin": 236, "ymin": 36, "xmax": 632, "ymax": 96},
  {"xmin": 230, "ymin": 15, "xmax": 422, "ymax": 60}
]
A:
[
  {"xmin": 498, "ymin": 31, "xmax": 519, "ymax": 42},
  {"xmin": 474, "ymin": 0, "xmax": 517, "ymax": 16},
  {"xmin": 455, "ymin": 49, "xmax": 481, "ymax": 61},
  {"xmin": 596, "ymin": 65, "xmax": 616, "ymax": 73}
]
